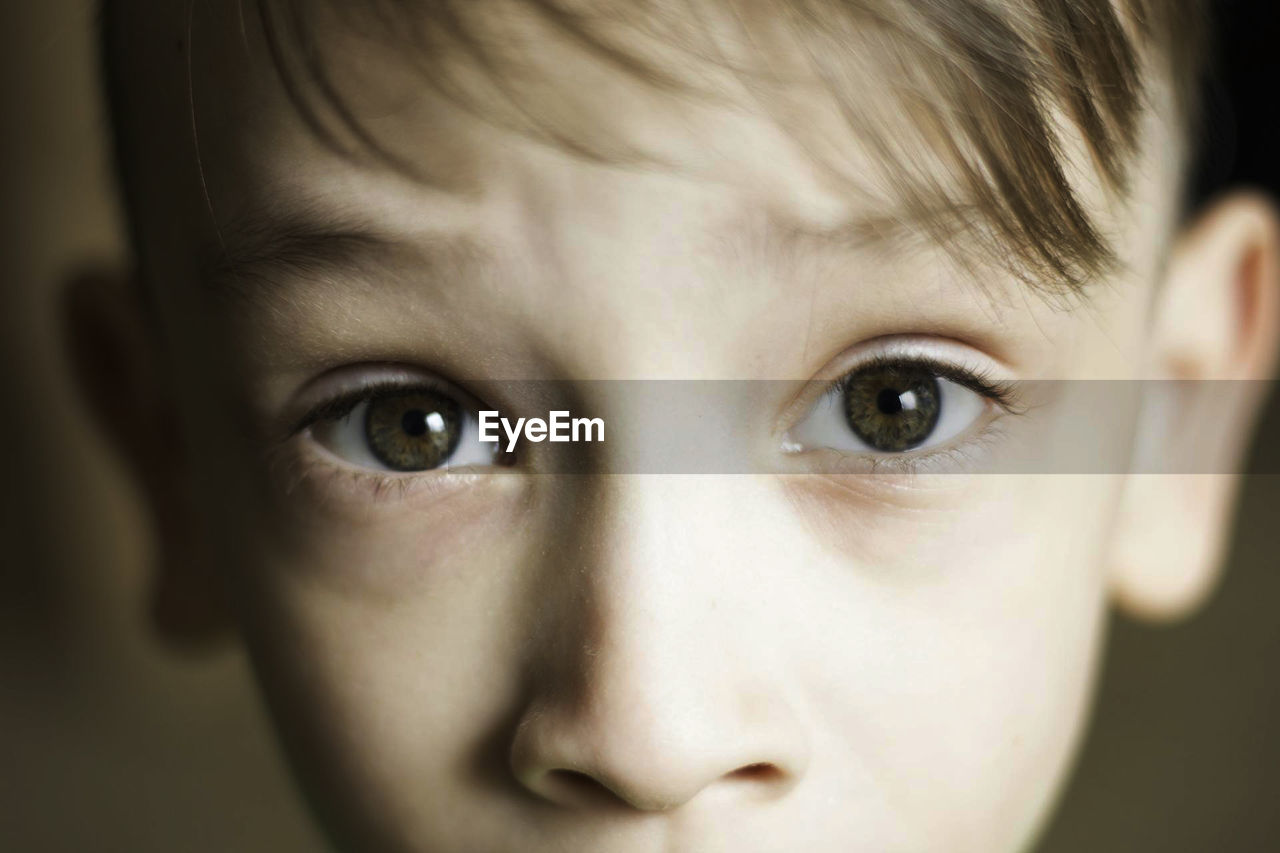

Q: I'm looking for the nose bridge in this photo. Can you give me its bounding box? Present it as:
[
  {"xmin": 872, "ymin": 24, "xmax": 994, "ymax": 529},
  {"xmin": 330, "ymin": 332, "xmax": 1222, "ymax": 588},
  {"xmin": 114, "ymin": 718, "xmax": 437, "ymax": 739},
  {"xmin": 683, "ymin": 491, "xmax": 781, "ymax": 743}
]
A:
[
  {"xmin": 510, "ymin": 476, "xmax": 810, "ymax": 811},
  {"xmin": 578, "ymin": 477, "xmax": 755, "ymax": 715}
]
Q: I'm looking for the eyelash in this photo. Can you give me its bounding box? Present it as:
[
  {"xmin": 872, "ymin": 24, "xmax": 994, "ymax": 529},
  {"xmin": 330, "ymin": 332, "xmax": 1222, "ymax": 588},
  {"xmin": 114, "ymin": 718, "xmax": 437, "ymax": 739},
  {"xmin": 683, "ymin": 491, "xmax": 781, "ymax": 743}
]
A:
[
  {"xmin": 792, "ymin": 353, "xmax": 1026, "ymax": 474},
  {"xmin": 856, "ymin": 420, "xmax": 1013, "ymax": 475},
  {"xmin": 289, "ymin": 378, "xmax": 466, "ymax": 438},
  {"xmin": 268, "ymin": 444, "xmax": 493, "ymax": 507},
  {"xmin": 821, "ymin": 353, "xmax": 1020, "ymax": 415},
  {"xmin": 279, "ymin": 353, "xmax": 1024, "ymax": 493},
  {"xmin": 269, "ymin": 377, "xmax": 491, "ymax": 503}
]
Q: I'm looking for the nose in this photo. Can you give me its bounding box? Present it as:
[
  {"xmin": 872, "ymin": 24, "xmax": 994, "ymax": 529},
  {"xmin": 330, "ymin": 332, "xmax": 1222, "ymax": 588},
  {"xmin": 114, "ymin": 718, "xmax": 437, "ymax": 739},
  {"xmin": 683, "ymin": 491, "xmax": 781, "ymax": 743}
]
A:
[{"xmin": 508, "ymin": 477, "xmax": 810, "ymax": 812}]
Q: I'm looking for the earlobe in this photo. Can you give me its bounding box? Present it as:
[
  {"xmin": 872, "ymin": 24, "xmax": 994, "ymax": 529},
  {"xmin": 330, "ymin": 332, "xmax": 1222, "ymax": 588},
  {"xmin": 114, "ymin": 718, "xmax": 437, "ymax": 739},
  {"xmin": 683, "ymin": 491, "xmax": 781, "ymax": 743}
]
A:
[
  {"xmin": 62, "ymin": 267, "xmax": 232, "ymax": 649},
  {"xmin": 1108, "ymin": 193, "xmax": 1280, "ymax": 622}
]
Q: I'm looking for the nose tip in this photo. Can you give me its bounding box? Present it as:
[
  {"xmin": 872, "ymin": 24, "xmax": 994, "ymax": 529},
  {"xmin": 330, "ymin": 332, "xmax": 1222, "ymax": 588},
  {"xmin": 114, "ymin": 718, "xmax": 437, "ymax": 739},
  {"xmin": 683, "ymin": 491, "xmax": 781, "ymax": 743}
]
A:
[
  {"xmin": 509, "ymin": 707, "xmax": 806, "ymax": 812},
  {"xmin": 506, "ymin": 477, "xmax": 812, "ymax": 814}
]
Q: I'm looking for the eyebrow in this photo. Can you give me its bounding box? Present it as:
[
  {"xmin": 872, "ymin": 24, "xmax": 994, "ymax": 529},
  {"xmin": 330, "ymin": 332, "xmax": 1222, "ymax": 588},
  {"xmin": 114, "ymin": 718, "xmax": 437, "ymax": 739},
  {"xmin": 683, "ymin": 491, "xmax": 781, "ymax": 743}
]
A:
[
  {"xmin": 202, "ymin": 195, "xmax": 1096, "ymax": 306},
  {"xmin": 717, "ymin": 199, "xmax": 1103, "ymax": 301},
  {"xmin": 201, "ymin": 204, "xmax": 499, "ymax": 301}
]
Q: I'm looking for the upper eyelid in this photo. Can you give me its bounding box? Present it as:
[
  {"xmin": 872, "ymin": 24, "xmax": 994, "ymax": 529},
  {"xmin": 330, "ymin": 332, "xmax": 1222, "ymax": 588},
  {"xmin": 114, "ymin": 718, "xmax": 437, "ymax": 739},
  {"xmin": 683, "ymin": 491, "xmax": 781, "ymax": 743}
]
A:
[
  {"xmin": 807, "ymin": 333, "xmax": 1020, "ymax": 379},
  {"xmin": 822, "ymin": 356, "xmax": 1023, "ymax": 413},
  {"xmin": 779, "ymin": 348, "xmax": 1021, "ymax": 437},
  {"xmin": 283, "ymin": 350, "xmax": 1025, "ymax": 448},
  {"xmin": 290, "ymin": 382, "xmax": 398, "ymax": 436},
  {"xmin": 778, "ymin": 335, "xmax": 1011, "ymax": 411},
  {"xmin": 288, "ymin": 377, "xmax": 484, "ymax": 439},
  {"xmin": 279, "ymin": 361, "xmax": 490, "ymax": 436}
]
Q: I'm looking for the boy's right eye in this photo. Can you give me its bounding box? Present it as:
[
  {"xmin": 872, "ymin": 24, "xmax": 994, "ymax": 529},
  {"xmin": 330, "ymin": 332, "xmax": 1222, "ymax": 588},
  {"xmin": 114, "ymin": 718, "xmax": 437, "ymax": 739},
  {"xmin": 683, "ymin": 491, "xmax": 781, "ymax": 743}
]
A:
[{"xmin": 304, "ymin": 384, "xmax": 501, "ymax": 473}]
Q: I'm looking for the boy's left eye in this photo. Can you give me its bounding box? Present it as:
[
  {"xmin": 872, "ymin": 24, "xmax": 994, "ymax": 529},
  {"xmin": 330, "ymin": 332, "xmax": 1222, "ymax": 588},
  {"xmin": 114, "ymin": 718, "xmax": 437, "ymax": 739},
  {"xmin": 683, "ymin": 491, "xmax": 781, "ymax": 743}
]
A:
[{"xmin": 788, "ymin": 361, "xmax": 992, "ymax": 455}]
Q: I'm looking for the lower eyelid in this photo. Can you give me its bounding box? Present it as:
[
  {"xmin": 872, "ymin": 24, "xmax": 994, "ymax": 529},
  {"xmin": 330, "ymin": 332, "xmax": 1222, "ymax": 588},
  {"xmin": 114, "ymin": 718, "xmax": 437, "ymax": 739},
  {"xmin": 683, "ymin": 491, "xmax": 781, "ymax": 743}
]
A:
[
  {"xmin": 267, "ymin": 435, "xmax": 508, "ymax": 512},
  {"xmin": 783, "ymin": 410, "xmax": 1010, "ymax": 476}
]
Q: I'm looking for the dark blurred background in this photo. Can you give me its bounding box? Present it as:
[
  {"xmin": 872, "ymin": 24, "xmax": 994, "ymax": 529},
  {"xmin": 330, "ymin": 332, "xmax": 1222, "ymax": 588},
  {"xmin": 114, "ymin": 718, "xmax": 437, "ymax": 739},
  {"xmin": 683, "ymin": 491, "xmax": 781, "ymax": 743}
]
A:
[{"xmin": 0, "ymin": 1, "xmax": 1276, "ymax": 851}]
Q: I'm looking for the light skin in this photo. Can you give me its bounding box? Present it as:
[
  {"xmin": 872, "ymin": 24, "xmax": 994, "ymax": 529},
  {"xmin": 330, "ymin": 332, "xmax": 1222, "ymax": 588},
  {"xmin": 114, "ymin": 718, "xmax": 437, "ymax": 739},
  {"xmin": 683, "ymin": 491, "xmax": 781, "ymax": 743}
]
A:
[{"xmin": 71, "ymin": 2, "xmax": 1279, "ymax": 851}]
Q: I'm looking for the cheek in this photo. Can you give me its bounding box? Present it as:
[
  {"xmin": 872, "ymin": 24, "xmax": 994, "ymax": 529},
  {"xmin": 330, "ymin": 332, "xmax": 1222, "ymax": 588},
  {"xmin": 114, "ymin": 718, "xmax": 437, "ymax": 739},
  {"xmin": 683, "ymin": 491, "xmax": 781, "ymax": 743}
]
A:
[
  {"xmin": 166, "ymin": 355, "xmax": 557, "ymax": 846},
  {"xmin": 786, "ymin": 474, "xmax": 1117, "ymax": 849},
  {"xmin": 208, "ymin": 469, "xmax": 541, "ymax": 848},
  {"xmin": 195, "ymin": 433, "xmax": 1120, "ymax": 853}
]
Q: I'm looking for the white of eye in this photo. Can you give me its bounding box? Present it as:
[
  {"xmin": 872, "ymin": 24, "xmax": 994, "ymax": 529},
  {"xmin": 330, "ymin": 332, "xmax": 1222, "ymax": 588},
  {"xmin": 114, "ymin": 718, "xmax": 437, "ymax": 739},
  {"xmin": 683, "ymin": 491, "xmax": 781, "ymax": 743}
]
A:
[
  {"xmin": 310, "ymin": 398, "xmax": 498, "ymax": 471},
  {"xmin": 786, "ymin": 376, "xmax": 987, "ymax": 455}
]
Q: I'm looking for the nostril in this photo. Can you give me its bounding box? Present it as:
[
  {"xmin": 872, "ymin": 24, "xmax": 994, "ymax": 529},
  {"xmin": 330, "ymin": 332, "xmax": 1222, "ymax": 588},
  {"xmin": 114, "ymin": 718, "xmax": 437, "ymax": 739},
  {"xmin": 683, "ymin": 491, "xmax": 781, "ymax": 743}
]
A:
[
  {"xmin": 528, "ymin": 761, "xmax": 791, "ymax": 810},
  {"xmin": 727, "ymin": 762, "xmax": 782, "ymax": 782},
  {"xmin": 542, "ymin": 769, "xmax": 625, "ymax": 808}
]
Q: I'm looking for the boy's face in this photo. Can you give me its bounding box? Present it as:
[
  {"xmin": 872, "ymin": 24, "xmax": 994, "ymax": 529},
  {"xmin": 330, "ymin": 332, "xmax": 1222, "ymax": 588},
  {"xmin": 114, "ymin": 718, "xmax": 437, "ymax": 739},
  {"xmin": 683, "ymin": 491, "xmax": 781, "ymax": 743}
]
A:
[{"xmin": 98, "ymin": 2, "xmax": 1272, "ymax": 852}]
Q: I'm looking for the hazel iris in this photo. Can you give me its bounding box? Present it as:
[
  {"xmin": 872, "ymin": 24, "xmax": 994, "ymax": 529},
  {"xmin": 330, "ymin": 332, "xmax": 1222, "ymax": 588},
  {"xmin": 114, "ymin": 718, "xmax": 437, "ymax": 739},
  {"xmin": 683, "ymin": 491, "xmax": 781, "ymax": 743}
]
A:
[
  {"xmin": 843, "ymin": 365, "xmax": 942, "ymax": 452},
  {"xmin": 364, "ymin": 391, "xmax": 462, "ymax": 471}
]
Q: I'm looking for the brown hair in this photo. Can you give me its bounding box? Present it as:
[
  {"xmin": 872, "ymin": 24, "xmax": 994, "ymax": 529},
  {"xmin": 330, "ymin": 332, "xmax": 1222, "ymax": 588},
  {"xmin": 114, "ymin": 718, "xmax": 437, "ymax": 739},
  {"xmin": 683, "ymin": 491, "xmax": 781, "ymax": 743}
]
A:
[{"xmin": 104, "ymin": 0, "xmax": 1210, "ymax": 292}]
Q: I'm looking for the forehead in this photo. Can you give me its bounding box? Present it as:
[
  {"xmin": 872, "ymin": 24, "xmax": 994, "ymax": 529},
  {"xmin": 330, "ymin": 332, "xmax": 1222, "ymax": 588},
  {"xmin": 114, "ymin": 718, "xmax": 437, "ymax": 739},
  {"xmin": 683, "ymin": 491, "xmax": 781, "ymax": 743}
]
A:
[{"xmin": 110, "ymin": 0, "xmax": 1179, "ymax": 301}]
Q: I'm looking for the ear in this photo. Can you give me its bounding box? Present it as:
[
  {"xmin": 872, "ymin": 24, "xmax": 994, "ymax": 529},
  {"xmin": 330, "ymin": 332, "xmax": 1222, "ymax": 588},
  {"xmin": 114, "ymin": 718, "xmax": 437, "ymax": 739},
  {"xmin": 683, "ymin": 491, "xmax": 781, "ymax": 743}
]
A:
[
  {"xmin": 1108, "ymin": 193, "xmax": 1280, "ymax": 622},
  {"xmin": 62, "ymin": 267, "xmax": 231, "ymax": 649}
]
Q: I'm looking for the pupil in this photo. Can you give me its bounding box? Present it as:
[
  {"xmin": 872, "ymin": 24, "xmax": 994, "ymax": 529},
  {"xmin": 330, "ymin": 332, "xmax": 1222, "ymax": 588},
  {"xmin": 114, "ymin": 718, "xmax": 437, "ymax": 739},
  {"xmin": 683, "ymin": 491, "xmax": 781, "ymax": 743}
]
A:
[
  {"xmin": 842, "ymin": 367, "xmax": 941, "ymax": 454},
  {"xmin": 401, "ymin": 409, "xmax": 428, "ymax": 437},
  {"xmin": 876, "ymin": 387, "xmax": 904, "ymax": 415}
]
